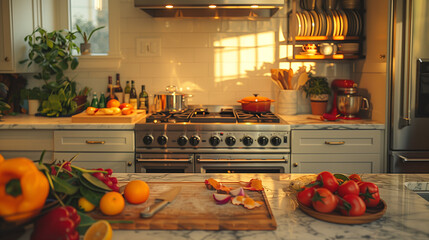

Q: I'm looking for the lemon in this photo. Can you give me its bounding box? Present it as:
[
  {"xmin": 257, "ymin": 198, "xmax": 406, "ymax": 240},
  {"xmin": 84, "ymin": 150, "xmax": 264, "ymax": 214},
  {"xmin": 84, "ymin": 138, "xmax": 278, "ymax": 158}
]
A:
[
  {"xmin": 78, "ymin": 197, "xmax": 96, "ymax": 212},
  {"xmin": 84, "ymin": 220, "xmax": 112, "ymax": 240}
]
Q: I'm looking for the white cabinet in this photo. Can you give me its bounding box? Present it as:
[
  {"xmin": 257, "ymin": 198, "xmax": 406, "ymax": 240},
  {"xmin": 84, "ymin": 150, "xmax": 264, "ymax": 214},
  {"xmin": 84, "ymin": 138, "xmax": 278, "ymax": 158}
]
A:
[
  {"xmin": 0, "ymin": 129, "xmax": 54, "ymax": 161},
  {"xmin": 291, "ymin": 130, "xmax": 383, "ymax": 173},
  {"xmin": 0, "ymin": 0, "xmax": 58, "ymax": 72},
  {"xmin": 53, "ymin": 130, "xmax": 135, "ymax": 173}
]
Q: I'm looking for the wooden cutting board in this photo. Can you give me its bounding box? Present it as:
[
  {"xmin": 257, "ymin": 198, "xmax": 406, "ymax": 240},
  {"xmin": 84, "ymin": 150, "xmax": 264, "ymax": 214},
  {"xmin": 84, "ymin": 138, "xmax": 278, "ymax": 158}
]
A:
[
  {"xmin": 71, "ymin": 111, "xmax": 146, "ymax": 123},
  {"xmin": 89, "ymin": 182, "xmax": 277, "ymax": 230}
]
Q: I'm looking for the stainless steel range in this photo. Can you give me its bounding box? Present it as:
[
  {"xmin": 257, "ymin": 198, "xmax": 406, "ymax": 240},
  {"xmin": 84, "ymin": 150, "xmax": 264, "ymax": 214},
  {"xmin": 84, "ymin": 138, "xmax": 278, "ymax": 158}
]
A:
[{"xmin": 135, "ymin": 106, "xmax": 290, "ymax": 173}]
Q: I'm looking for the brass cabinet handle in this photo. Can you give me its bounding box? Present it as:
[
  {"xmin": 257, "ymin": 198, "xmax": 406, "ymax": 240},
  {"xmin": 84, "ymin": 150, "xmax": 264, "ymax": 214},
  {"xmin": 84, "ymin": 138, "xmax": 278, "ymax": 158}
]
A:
[
  {"xmin": 324, "ymin": 141, "xmax": 345, "ymax": 145},
  {"xmin": 4, "ymin": 57, "xmax": 9, "ymax": 62},
  {"xmin": 85, "ymin": 140, "xmax": 105, "ymax": 144},
  {"xmin": 293, "ymin": 163, "xmax": 298, "ymax": 167},
  {"xmin": 127, "ymin": 162, "xmax": 133, "ymax": 166}
]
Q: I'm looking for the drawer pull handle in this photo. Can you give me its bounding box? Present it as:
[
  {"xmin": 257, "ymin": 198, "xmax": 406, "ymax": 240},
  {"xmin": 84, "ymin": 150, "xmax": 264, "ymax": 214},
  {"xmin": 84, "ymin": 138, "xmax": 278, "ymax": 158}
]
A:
[
  {"xmin": 85, "ymin": 140, "xmax": 105, "ymax": 144},
  {"xmin": 324, "ymin": 141, "xmax": 345, "ymax": 145}
]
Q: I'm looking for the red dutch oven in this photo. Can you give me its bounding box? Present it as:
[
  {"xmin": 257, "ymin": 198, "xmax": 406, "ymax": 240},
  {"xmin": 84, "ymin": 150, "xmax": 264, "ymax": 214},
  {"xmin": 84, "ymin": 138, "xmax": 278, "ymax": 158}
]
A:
[{"xmin": 237, "ymin": 94, "xmax": 275, "ymax": 113}]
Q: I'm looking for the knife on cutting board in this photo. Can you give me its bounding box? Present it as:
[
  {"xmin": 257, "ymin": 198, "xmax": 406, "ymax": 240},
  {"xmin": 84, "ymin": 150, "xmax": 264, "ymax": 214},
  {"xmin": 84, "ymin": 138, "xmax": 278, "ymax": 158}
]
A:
[{"xmin": 140, "ymin": 186, "xmax": 181, "ymax": 218}]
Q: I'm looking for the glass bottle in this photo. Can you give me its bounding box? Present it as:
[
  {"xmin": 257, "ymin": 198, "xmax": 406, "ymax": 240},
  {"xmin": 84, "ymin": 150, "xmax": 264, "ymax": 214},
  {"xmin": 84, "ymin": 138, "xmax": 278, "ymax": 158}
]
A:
[
  {"xmin": 106, "ymin": 76, "xmax": 118, "ymax": 103},
  {"xmin": 98, "ymin": 93, "xmax": 106, "ymax": 108},
  {"xmin": 129, "ymin": 80, "xmax": 138, "ymax": 109},
  {"xmin": 91, "ymin": 92, "xmax": 99, "ymax": 108},
  {"xmin": 124, "ymin": 81, "xmax": 131, "ymax": 103},
  {"xmin": 138, "ymin": 85, "xmax": 149, "ymax": 111},
  {"xmin": 114, "ymin": 73, "xmax": 124, "ymax": 103}
]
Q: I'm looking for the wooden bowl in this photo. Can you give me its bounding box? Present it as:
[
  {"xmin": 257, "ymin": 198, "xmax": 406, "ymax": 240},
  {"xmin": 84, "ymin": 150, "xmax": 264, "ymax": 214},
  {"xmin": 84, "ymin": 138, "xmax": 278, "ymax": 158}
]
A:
[{"xmin": 298, "ymin": 199, "xmax": 387, "ymax": 224}]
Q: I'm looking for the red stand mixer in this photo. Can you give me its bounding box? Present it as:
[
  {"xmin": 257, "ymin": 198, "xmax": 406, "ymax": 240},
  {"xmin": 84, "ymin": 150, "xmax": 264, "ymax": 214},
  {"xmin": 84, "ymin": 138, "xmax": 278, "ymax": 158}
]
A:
[{"xmin": 323, "ymin": 79, "xmax": 367, "ymax": 120}]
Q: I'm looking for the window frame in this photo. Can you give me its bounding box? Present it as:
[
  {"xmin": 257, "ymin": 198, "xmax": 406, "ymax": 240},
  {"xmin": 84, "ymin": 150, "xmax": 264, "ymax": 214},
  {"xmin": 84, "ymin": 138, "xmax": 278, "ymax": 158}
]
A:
[{"xmin": 58, "ymin": 0, "xmax": 122, "ymax": 70}]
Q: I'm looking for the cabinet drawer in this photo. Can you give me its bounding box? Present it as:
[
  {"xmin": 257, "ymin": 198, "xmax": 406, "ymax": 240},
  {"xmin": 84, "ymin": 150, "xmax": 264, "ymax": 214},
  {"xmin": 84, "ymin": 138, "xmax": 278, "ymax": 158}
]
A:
[
  {"xmin": 0, "ymin": 130, "xmax": 53, "ymax": 150},
  {"xmin": 54, "ymin": 130, "xmax": 134, "ymax": 152},
  {"xmin": 291, "ymin": 153, "xmax": 380, "ymax": 173},
  {"xmin": 54, "ymin": 152, "xmax": 135, "ymax": 173},
  {"xmin": 291, "ymin": 130, "xmax": 382, "ymax": 154}
]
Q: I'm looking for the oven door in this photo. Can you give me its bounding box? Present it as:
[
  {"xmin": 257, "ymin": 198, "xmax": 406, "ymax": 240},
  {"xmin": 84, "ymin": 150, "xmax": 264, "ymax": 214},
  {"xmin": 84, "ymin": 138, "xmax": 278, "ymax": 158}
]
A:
[
  {"xmin": 136, "ymin": 153, "xmax": 194, "ymax": 173},
  {"xmin": 195, "ymin": 154, "xmax": 290, "ymax": 173}
]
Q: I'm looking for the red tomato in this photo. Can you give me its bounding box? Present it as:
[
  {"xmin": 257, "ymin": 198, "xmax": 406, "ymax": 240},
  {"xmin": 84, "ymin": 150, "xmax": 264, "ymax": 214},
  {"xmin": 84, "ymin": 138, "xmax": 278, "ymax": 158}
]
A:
[
  {"xmin": 119, "ymin": 103, "xmax": 133, "ymax": 110},
  {"xmin": 359, "ymin": 182, "xmax": 380, "ymax": 207},
  {"xmin": 316, "ymin": 171, "xmax": 339, "ymax": 193},
  {"xmin": 312, "ymin": 188, "xmax": 337, "ymax": 213},
  {"xmin": 340, "ymin": 194, "xmax": 366, "ymax": 216},
  {"xmin": 297, "ymin": 187, "xmax": 315, "ymax": 207},
  {"xmin": 338, "ymin": 180, "xmax": 360, "ymax": 197},
  {"xmin": 349, "ymin": 174, "xmax": 362, "ymax": 182},
  {"xmin": 361, "ymin": 191, "xmax": 381, "ymax": 207}
]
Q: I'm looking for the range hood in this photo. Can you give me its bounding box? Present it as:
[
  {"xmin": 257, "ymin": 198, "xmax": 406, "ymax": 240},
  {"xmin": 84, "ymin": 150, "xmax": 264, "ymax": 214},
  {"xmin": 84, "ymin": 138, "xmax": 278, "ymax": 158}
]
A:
[{"xmin": 134, "ymin": 0, "xmax": 284, "ymax": 19}]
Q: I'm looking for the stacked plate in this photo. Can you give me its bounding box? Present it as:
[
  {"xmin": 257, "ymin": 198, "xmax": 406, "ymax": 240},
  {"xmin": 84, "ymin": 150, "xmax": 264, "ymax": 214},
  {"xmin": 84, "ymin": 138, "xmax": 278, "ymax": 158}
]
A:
[{"xmin": 290, "ymin": 9, "xmax": 363, "ymax": 37}]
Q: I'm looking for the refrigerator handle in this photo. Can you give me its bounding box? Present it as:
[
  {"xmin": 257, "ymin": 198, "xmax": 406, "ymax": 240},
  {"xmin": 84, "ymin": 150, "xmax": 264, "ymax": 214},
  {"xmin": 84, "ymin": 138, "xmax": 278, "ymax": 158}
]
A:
[
  {"xmin": 397, "ymin": 154, "xmax": 429, "ymax": 163},
  {"xmin": 400, "ymin": 0, "xmax": 414, "ymax": 129}
]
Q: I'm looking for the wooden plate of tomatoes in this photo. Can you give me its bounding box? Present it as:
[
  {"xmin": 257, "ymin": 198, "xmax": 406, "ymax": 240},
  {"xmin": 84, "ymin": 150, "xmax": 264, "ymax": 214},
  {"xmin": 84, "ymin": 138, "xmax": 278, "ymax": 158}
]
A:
[{"xmin": 298, "ymin": 198, "xmax": 387, "ymax": 224}]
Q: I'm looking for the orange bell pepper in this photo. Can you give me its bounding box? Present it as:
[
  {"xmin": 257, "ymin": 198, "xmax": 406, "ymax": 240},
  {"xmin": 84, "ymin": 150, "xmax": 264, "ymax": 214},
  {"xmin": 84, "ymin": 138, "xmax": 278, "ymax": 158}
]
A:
[{"xmin": 0, "ymin": 157, "xmax": 50, "ymax": 222}]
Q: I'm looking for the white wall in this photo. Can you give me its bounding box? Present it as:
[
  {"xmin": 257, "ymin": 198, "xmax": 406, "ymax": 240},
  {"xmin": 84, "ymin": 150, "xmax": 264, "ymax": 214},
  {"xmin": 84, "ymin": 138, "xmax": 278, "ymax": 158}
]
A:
[{"xmin": 25, "ymin": 0, "xmax": 353, "ymax": 111}]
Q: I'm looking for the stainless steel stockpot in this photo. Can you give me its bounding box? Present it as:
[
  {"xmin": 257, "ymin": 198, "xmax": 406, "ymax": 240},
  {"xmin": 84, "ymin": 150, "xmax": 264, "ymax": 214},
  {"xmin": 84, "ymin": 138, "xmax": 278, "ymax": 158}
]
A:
[{"xmin": 153, "ymin": 86, "xmax": 191, "ymax": 113}]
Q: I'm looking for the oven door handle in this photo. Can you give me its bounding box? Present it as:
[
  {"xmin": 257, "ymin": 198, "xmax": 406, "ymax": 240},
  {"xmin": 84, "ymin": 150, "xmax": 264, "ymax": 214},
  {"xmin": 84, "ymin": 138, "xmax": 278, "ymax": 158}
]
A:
[
  {"xmin": 397, "ymin": 154, "xmax": 429, "ymax": 162},
  {"xmin": 137, "ymin": 158, "xmax": 192, "ymax": 163},
  {"xmin": 197, "ymin": 159, "xmax": 288, "ymax": 162}
]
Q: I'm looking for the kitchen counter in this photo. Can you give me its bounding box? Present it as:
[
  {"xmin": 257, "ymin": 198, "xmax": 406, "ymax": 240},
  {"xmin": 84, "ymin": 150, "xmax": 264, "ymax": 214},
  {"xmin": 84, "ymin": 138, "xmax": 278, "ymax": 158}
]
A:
[
  {"xmin": 16, "ymin": 173, "xmax": 429, "ymax": 240},
  {"xmin": 278, "ymin": 114, "xmax": 385, "ymax": 130},
  {"xmin": 0, "ymin": 114, "xmax": 135, "ymax": 130},
  {"xmin": 0, "ymin": 114, "xmax": 385, "ymax": 130}
]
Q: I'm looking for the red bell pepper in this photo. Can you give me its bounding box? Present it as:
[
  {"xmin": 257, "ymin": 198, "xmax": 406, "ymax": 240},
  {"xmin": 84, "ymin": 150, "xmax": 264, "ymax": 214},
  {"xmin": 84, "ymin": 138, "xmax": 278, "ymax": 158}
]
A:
[{"xmin": 31, "ymin": 206, "xmax": 80, "ymax": 240}]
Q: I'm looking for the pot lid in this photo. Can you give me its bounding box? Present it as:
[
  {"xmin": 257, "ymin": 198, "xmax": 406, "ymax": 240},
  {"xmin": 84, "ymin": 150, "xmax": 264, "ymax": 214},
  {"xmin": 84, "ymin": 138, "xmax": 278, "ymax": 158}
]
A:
[
  {"xmin": 240, "ymin": 94, "xmax": 274, "ymax": 103},
  {"xmin": 156, "ymin": 85, "xmax": 187, "ymax": 95}
]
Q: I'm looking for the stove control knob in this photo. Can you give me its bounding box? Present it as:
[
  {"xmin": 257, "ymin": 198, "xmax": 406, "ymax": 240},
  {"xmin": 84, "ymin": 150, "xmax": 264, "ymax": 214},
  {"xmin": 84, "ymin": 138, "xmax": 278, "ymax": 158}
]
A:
[
  {"xmin": 242, "ymin": 136, "xmax": 253, "ymax": 146},
  {"xmin": 143, "ymin": 135, "xmax": 154, "ymax": 145},
  {"xmin": 177, "ymin": 136, "xmax": 188, "ymax": 146},
  {"xmin": 209, "ymin": 136, "xmax": 221, "ymax": 146},
  {"xmin": 271, "ymin": 136, "xmax": 282, "ymax": 146},
  {"xmin": 189, "ymin": 135, "xmax": 200, "ymax": 146},
  {"xmin": 225, "ymin": 136, "xmax": 236, "ymax": 146},
  {"xmin": 157, "ymin": 135, "xmax": 168, "ymax": 145},
  {"xmin": 257, "ymin": 136, "xmax": 269, "ymax": 146}
]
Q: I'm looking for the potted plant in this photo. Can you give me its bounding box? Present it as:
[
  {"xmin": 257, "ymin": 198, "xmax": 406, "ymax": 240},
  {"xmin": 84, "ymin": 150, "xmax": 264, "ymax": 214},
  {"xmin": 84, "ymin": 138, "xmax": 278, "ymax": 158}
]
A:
[
  {"xmin": 75, "ymin": 24, "xmax": 105, "ymax": 55},
  {"xmin": 20, "ymin": 27, "xmax": 88, "ymax": 117},
  {"xmin": 20, "ymin": 87, "xmax": 44, "ymax": 115},
  {"xmin": 300, "ymin": 74, "xmax": 331, "ymax": 115},
  {"xmin": 0, "ymin": 83, "xmax": 11, "ymax": 120}
]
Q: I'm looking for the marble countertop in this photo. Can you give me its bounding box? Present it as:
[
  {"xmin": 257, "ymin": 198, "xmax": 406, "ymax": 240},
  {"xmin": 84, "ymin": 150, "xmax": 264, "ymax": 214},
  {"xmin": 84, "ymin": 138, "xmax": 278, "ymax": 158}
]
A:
[
  {"xmin": 0, "ymin": 114, "xmax": 385, "ymax": 130},
  {"xmin": 16, "ymin": 173, "xmax": 429, "ymax": 240},
  {"xmin": 0, "ymin": 114, "xmax": 135, "ymax": 130}
]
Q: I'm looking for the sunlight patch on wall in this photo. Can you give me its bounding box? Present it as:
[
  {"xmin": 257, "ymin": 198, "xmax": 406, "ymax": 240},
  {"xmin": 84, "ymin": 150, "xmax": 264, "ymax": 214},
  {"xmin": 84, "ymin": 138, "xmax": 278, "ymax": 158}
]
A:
[{"xmin": 214, "ymin": 31, "xmax": 276, "ymax": 83}]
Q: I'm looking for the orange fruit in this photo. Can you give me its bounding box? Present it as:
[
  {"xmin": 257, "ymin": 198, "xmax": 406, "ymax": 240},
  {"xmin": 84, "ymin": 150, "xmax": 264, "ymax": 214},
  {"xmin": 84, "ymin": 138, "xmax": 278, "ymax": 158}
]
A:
[
  {"xmin": 99, "ymin": 191, "xmax": 125, "ymax": 216},
  {"xmin": 106, "ymin": 99, "xmax": 120, "ymax": 108},
  {"xmin": 121, "ymin": 108, "xmax": 134, "ymax": 115},
  {"xmin": 83, "ymin": 220, "xmax": 112, "ymax": 240},
  {"xmin": 119, "ymin": 103, "xmax": 133, "ymax": 110},
  {"xmin": 124, "ymin": 180, "xmax": 150, "ymax": 204}
]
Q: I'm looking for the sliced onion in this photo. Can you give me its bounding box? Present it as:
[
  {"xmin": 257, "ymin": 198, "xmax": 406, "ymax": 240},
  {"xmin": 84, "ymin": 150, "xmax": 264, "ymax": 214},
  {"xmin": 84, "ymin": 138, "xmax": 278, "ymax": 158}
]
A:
[
  {"xmin": 213, "ymin": 193, "xmax": 231, "ymax": 205},
  {"xmin": 230, "ymin": 187, "xmax": 245, "ymax": 197}
]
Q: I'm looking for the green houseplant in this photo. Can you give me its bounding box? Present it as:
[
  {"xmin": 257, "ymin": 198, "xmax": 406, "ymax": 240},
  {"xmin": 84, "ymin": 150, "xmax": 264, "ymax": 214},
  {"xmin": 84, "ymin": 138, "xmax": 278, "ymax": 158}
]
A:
[
  {"xmin": 0, "ymin": 83, "xmax": 11, "ymax": 118},
  {"xmin": 75, "ymin": 24, "xmax": 105, "ymax": 55},
  {"xmin": 300, "ymin": 74, "xmax": 331, "ymax": 115},
  {"xmin": 20, "ymin": 27, "xmax": 88, "ymax": 117}
]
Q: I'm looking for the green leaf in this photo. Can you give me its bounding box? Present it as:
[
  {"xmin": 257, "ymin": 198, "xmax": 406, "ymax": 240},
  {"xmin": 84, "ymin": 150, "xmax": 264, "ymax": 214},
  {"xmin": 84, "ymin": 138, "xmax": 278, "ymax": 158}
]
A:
[
  {"xmin": 50, "ymin": 175, "xmax": 79, "ymax": 195},
  {"xmin": 76, "ymin": 210, "xmax": 97, "ymax": 235},
  {"xmin": 71, "ymin": 57, "xmax": 78, "ymax": 70},
  {"xmin": 81, "ymin": 173, "xmax": 111, "ymax": 192},
  {"xmin": 334, "ymin": 173, "xmax": 350, "ymax": 183},
  {"xmin": 80, "ymin": 185, "xmax": 104, "ymax": 206}
]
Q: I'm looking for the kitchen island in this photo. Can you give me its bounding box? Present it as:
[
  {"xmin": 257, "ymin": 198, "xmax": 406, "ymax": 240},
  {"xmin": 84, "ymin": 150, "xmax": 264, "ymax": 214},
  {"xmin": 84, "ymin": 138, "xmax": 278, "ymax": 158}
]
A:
[{"xmin": 14, "ymin": 173, "xmax": 429, "ymax": 240}]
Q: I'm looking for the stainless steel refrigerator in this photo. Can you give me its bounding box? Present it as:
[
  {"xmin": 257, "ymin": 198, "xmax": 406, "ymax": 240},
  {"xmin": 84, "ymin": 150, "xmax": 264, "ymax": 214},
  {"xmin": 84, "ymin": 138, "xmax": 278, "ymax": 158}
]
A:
[{"xmin": 388, "ymin": 0, "xmax": 429, "ymax": 172}]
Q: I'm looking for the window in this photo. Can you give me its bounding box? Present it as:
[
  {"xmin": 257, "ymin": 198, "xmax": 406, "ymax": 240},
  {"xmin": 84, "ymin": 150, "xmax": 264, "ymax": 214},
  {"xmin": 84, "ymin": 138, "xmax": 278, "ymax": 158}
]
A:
[{"xmin": 70, "ymin": 0, "xmax": 109, "ymax": 55}]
